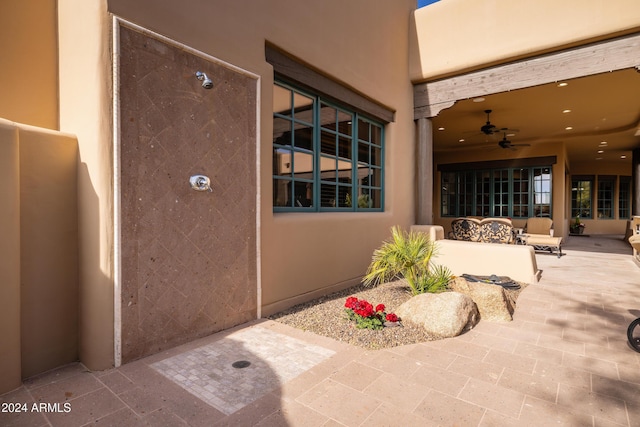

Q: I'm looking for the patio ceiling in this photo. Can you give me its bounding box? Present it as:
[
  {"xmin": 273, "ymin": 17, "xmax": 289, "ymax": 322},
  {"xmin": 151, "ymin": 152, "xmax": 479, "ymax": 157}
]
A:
[{"xmin": 431, "ymin": 67, "xmax": 640, "ymax": 163}]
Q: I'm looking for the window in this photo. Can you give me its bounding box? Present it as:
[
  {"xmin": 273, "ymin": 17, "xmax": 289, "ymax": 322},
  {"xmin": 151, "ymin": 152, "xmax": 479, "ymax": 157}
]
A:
[
  {"xmin": 597, "ymin": 176, "xmax": 615, "ymax": 219},
  {"xmin": 273, "ymin": 82, "xmax": 384, "ymax": 211},
  {"xmin": 571, "ymin": 177, "xmax": 593, "ymax": 219},
  {"xmin": 619, "ymin": 177, "xmax": 631, "ymax": 219},
  {"xmin": 533, "ymin": 167, "xmax": 552, "ymax": 217},
  {"xmin": 440, "ymin": 166, "xmax": 552, "ymax": 218}
]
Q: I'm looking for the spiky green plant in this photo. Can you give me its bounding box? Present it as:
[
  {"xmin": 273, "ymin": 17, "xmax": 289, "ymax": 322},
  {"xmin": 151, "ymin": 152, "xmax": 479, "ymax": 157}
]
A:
[{"xmin": 363, "ymin": 226, "xmax": 452, "ymax": 295}]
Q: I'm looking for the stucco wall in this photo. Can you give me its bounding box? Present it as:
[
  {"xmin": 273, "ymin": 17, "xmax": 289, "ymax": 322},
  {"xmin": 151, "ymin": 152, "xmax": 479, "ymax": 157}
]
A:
[
  {"xmin": 0, "ymin": 120, "xmax": 21, "ymax": 394},
  {"xmin": 410, "ymin": 0, "xmax": 640, "ymax": 81},
  {"xmin": 58, "ymin": 0, "xmax": 115, "ymax": 370},
  {"xmin": 107, "ymin": 0, "xmax": 417, "ymax": 316},
  {"xmin": 0, "ymin": 1, "xmax": 58, "ymax": 129},
  {"xmin": 0, "ymin": 119, "xmax": 78, "ymax": 394}
]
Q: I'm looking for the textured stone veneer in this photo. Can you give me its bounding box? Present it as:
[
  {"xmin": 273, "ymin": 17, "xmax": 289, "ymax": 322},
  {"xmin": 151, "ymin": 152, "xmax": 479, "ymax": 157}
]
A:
[{"xmin": 118, "ymin": 25, "xmax": 257, "ymax": 363}]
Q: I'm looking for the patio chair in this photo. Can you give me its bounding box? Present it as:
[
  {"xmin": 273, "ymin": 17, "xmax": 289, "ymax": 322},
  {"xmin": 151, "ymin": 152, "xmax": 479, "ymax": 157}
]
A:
[
  {"xmin": 478, "ymin": 218, "xmax": 514, "ymax": 244},
  {"xmin": 520, "ymin": 217, "xmax": 562, "ymax": 258},
  {"xmin": 448, "ymin": 217, "xmax": 482, "ymax": 242}
]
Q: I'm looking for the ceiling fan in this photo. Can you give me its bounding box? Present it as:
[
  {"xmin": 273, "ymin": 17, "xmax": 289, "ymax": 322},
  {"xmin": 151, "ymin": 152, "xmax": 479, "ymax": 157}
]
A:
[
  {"xmin": 497, "ymin": 132, "xmax": 530, "ymax": 150},
  {"xmin": 481, "ymin": 109, "xmax": 500, "ymax": 135},
  {"xmin": 479, "ymin": 109, "xmax": 518, "ymax": 136}
]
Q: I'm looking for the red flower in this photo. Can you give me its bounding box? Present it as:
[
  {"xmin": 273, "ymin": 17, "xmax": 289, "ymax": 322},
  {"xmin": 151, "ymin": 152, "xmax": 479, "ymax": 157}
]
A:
[
  {"xmin": 375, "ymin": 304, "xmax": 385, "ymax": 313},
  {"xmin": 345, "ymin": 296, "xmax": 358, "ymax": 309},
  {"xmin": 385, "ymin": 313, "xmax": 398, "ymax": 322},
  {"xmin": 354, "ymin": 300, "xmax": 374, "ymax": 318}
]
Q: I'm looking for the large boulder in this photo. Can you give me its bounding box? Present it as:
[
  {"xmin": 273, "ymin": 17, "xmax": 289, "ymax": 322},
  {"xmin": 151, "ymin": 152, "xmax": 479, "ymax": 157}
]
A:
[
  {"xmin": 448, "ymin": 277, "xmax": 515, "ymax": 322},
  {"xmin": 395, "ymin": 292, "xmax": 478, "ymax": 338}
]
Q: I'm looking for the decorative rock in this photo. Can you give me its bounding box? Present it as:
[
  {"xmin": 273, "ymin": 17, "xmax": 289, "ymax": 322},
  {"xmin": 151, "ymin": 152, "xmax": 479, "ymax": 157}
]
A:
[
  {"xmin": 449, "ymin": 277, "xmax": 514, "ymax": 322},
  {"xmin": 395, "ymin": 292, "xmax": 478, "ymax": 338}
]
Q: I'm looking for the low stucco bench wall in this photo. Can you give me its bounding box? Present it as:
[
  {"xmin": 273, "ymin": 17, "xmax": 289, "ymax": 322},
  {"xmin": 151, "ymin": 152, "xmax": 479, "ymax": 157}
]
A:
[
  {"xmin": 410, "ymin": 225, "xmax": 540, "ymax": 284},
  {"xmin": 432, "ymin": 239, "xmax": 540, "ymax": 285}
]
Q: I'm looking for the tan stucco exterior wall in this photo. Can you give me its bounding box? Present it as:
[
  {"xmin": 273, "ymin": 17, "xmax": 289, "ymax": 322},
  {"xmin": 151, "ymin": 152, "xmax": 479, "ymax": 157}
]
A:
[
  {"xmin": 107, "ymin": 0, "xmax": 417, "ymax": 315},
  {"xmin": 0, "ymin": 119, "xmax": 78, "ymax": 394},
  {"xmin": 0, "ymin": 1, "xmax": 58, "ymax": 129},
  {"xmin": 410, "ymin": 0, "xmax": 640, "ymax": 81},
  {"xmin": 58, "ymin": 0, "xmax": 115, "ymax": 370},
  {"xmin": 0, "ymin": 121, "xmax": 22, "ymax": 394}
]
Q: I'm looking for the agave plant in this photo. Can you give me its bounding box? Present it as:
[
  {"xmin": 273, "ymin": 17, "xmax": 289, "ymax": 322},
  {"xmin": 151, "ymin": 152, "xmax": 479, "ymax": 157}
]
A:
[{"xmin": 363, "ymin": 226, "xmax": 452, "ymax": 295}]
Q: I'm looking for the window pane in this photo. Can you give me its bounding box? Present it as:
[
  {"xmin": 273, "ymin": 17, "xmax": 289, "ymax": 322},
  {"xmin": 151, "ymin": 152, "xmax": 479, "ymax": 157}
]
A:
[
  {"xmin": 571, "ymin": 179, "xmax": 592, "ymax": 218},
  {"xmin": 320, "ymin": 130, "xmax": 336, "ymax": 156},
  {"xmin": 320, "ymin": 183, "xmax": 338, "ymax": 207},
  {"xmin": 273, "ymin": 84, "xmax": 291, "ymax": 115},
  {"xmin": 620, "ymin": 177, "xmax": 631, "ymax": 219},
  {"xmin": 320, "ymin": 104, "xmax": 337, "ymax": 131},
  {"xmin": 338, "ymin": 135, "xmax": 352, "ymax": 160},
  {"xmin": 475, "ymin": 171, "xmax": 490, "ymax": 217},
  {"xmin": 358, "ymin": 142, "xmax": 370, "ymax": 164},
  {"xmin": 597, "ymin": 177, "xmax": 614, "ymax": 219},
  {"xmin": 336, "ymin": 185, "xmax": 353, "ymax": 208},
  {"xmin": 273, "ymin": 178, "xmax": 290, "ymax": 207},
  {"xmin": 493, "ymin": 169, "xmax": 509, "ymax": 217},
  {"xmin": 293, "ymin": 126, "xmax": 313, "ymax": 151},
  {"xmin": 273, "ymin": 117, "xmax": 292, "ymax": 146},
  {"xmin": 337, "ymin": 113, "xmax": 352, "ymax": 134},
  {"xmin": 512, "ymin": 168, "xmax": 529, "ymax": 218},
  {"xmin": 358, "ymin": 119, "xmax": 370, "ymax": 141},
  {"xmin": 371, "ymin": 125, "xmax": 382, "ymax": 146},
  {"xmin": 273, "ymin": 147, "xmax": 292, "ymax": 177},
  {"xmin": 291, "ymin": 151, "xmax": 314, "ymax": 176},
  {"xmin": 359, "ymin": 188, "xmax": 380, "ymax": 209},
  {"xmin": 441, "ymin": 172, "xmax": 456, "ymax": 217},
  {"xmin": 273, "ymin": 179, "xmax": 313, "ymax": 208},
  {"xmin": 293, "ymin": 92, "xmax": 314, "ymax": 117},
  {"xmin": 533, "ymin": 167, "xmax": 552, "ymax": 217}
]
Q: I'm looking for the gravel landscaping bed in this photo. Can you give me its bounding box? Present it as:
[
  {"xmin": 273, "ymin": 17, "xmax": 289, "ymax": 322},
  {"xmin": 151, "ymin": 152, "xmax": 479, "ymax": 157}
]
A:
[{"xmin": 268, "ymin": 280, "xmax": 439, "ymax": 350}]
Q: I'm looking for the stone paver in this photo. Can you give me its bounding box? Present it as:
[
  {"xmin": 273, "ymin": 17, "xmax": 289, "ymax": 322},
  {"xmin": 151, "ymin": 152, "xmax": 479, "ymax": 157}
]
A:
[{"xmin": 2, "ymin": 235, "xmax": 640, "ymax": 426}]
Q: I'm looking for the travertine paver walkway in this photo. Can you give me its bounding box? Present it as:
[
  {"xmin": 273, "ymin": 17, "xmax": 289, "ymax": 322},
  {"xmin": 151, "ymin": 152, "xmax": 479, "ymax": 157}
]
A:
[{"xmin": 2, "ymin": 234, "xmax": 640, "ymax": 426}]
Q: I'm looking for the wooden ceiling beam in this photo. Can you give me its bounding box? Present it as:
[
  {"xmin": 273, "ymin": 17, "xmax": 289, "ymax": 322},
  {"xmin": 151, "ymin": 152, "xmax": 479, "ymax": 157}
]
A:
[{"xmin": 414, "ymin": 32, "xmax": 640, "ymax": 119}]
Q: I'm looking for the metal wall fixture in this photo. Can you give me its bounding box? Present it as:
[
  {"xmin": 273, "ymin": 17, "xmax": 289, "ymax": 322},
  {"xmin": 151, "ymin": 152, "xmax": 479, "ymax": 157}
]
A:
[
  {"xmin": 195, "ymin": 71, "xmax": 213, "ymax": 89},
  {"xmin": 189, "ymin": 175, "xmax": 212, "ymax": 192}
]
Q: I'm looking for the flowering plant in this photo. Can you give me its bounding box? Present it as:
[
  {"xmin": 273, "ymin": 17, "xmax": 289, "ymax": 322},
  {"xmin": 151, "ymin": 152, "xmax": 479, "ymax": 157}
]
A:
[{"xmin": 344, "ymin": 296, "xmax": 400, "ymax": 330}]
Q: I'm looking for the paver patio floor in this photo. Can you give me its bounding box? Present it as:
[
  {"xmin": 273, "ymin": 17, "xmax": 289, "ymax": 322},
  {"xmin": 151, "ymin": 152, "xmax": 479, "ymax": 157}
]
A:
[{"xmin": 2, "ymin": 235, "xmax": 640, "ymax": 426}]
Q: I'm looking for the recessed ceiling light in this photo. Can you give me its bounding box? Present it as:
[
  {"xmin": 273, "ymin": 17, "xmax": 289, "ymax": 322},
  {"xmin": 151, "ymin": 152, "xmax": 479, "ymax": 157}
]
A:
[
  {"xmin": 562, "ymin": 109, "xmax": 571, "ymax": 113},
  {"xmin": 621, "ymin": 155, "xmax": 627, "ymax": 159},
  {"xmin": 597, "ymin": 150, "xmax": 604, "ymax": 154},
  {"xmin": 565, "ymin": 126, "xmax": 573, "ymax": 130},
  {"xmin": 599, "ymin": 141, "xmax": 608, "ymax": 146},
  {"xmin": 458, "ymin": 139, "xmax": 465, "ymax": 143},
  {"xmin": 557, "ymin": 82, "xmax": 568, "ymax": 87},
  {"xmin": 438, "ymin": 127, "xmax": 445, "ymax": 131},
  {"xmin": 472, "ymin": 97, "xmax": 485, "ymax": 103}
]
